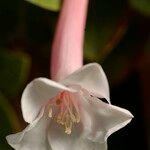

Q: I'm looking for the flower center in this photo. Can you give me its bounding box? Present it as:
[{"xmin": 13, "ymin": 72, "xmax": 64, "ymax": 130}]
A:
[{"xmin": 48, "ymin": 91, "xmax": 80, "ymax": 134}]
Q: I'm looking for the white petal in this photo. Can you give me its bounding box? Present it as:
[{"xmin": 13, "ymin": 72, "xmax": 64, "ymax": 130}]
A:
[
  {"xmin": 48, "ymin": 120, "xmax": 107, "ymax": 150},
  {"xmin": 81, "ymin": 96, "xmax": 133, "ymax": 143},
  {"xmin": 74, "ymin": 140, "xmax": 107, "ymax": 150},
  {"xmin": 61, "ymin": 63, "xmax": 110, "ymax": 102},
  {"xmin": 22, "ymin": 77, "xmax": 74, "ymax": 123},
  {"xmin": 6, "ymin": 107, "xmax": 51, "ymax": 150}
]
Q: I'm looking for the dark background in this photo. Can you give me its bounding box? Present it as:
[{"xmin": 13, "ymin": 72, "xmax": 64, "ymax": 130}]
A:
[{"xmin": 0, "ymin": 0, "xmax": 149, "ymax": 149}]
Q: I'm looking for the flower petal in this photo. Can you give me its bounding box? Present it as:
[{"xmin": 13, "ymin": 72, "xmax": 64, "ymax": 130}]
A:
[
  {"xmin": 48, "ymin": 120, "xmax": 107, "ymax": 150},
  {"xmin": 21, "ymin": 77, "xmax": 74, "ymax": 123},
  {"xmin": 6, "ymin": 107, "xmax": 51, "ymax": 150},
  {"xmin": 80, "ymin": 96, "xmax": 133, "ymax": 143},
  {"xmin": 61, "ymin": 63, "xmax": 110, "ymax": 102}
]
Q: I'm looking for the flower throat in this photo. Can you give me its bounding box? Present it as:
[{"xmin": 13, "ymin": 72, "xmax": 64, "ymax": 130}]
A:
[{"xmin": 48, "ymin": 91, "xmax": 80, "ymax": 134}]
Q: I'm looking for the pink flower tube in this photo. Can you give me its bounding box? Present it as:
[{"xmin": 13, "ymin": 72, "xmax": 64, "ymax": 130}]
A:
[{"xmin": 51, "ymin": 0, "xmax": 89, "ymax": 81}]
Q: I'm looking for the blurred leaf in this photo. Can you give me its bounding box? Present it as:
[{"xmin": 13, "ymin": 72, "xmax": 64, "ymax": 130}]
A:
[
  {"xmin": 25, "ymin": 0, "xmax": 61, "ymax": 11},
  {"xmin": 0, "ymin": 92, "xmax": 21, "ymax": 150},
  {"xmin": 84, "ymin": 0, "xmax": 129, "ymax": 62},
  {"xmin": 0, "ymin": 50, "xmax": 31, "ymax": 97},
  {"xmin": 129, "ymin": 0, "xmax": 150, "ymax": 16},
  {"xmin": 102, "ymin": 23, "xmax": 149, "ymax": 86},
  {"xmin": 102, "ymin": 52, "xmax": 132, "ymax": 86},
  {"xmin": 137, "ymin": 37, "xmax": 150, "ymax": 71}
]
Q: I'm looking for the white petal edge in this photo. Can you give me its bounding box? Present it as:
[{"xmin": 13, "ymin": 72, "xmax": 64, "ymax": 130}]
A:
[
  {"xmin": 80, "ymin": 96, "xmax": 133, "ymax": 143},
  {"xmin": 21, "ymin": 77, "xmax": 75, "ymax": 123},
  {"xmin": 61, "ymin": 63, "xmax": 110, "ymax": 102},
  {"xmin": 104, "ymin": 105, "xmax": 133, "ymax": 140},
  {"xmin": 6, "ymin": 107, "xmax": 52, "ymax": 150}
]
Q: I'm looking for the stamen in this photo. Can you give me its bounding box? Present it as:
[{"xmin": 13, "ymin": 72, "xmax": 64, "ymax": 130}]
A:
[
  {"xmin": 75, "ymin": 112, "xmax": 80, "ymax": 123},
  {"xmin": 57, "ymin": 110, "xmax": 67, "ymax": 125},
  {"xmin": 48, "ymin": 91, "xmax": 80, "ymax": 134},
  {"xmin": 48, "ymin": 106, "xmax": 53, "ymax": 118},
  {"xmin": 64, "ymin": 114, "xmax": 72, "ymax": 134}
]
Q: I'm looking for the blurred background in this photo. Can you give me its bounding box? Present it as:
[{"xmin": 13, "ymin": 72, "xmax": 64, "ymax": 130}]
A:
[{"xmin": 0, "ymin": 0, "xmax": 150, "ymax": 149}]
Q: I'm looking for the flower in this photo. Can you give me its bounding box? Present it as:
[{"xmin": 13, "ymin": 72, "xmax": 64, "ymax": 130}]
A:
[{"xmin": 6, "ymin": 63, "xmax": 133, "ymax": 150}]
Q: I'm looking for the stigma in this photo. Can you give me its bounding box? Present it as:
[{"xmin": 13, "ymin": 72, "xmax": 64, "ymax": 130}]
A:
[{"xmin": 48, "ymin": 91, "xmax": 80, "ymax": 134}]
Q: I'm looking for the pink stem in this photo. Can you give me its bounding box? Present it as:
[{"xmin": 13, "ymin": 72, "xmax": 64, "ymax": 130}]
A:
[{"xmin": 51, "ymin": 0, "xmax": 88, "ymax": 81}]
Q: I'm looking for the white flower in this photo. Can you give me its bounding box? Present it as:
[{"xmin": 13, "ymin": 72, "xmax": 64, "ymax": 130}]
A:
[{"xmin": 6, "ymin": 63, "xmax": 133, "ymax": 150}]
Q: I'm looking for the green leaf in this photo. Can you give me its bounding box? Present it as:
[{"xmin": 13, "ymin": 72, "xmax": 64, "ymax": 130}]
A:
[
  {"xmin": 25, "ymin": 0, "xmax": 61, "ymax": 11},
  {"xmin": 0, "ymin": 92, "xmax": 21, "ymax": 150},
  {"xmin": 84, "ymin": 0, "xmax": 129, "ymax": 62},
  {"xmin": 0, "ymin": 50, "xmax": 31, "ymax": 97},
  {"xmin": 129, "ymin": 0, "xmax": 150, "ymax": 16}
]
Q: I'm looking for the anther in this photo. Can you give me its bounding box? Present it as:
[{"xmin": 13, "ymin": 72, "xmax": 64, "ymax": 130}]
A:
[
  {"xmin": 65, "ymin": 115, "xmax": 72, "ymax": 135},
  {"xmin": 65, "ymin": 127, "xmax": 72, "ymax": 134},
  {"xmin": 48, "ymin": 106, "xmax": 53, "ymax": 118},
  {"xmin": 75, "ymin": 113, "xmax": 80, "ymax": 123}
]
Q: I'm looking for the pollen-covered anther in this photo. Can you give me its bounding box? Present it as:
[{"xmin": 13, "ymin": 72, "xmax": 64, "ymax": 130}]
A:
[{"xmin": 65, "ymin": 123, "xmax": 72, "ymax": 135}]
